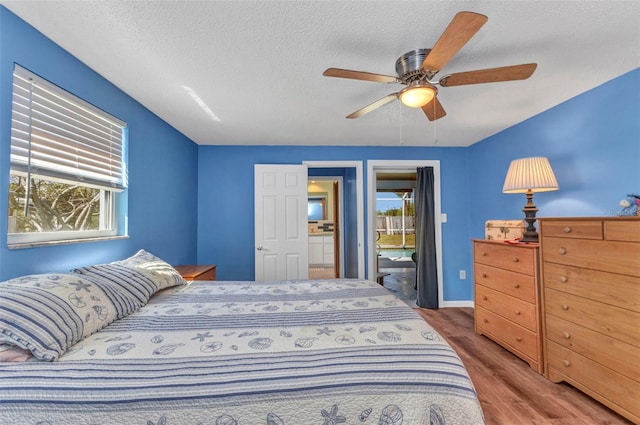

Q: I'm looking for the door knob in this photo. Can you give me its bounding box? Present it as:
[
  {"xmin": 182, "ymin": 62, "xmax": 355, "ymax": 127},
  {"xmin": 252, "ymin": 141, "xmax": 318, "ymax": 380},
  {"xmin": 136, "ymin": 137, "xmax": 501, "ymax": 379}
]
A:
[{"xmin": 256, "ymin": 245, "xmax": 264, "ymax": 251}]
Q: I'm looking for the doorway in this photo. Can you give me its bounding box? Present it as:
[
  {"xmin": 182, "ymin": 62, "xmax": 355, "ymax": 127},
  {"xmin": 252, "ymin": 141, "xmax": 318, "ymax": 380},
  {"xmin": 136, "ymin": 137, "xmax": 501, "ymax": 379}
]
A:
[
  {"xmin": 305, "ymin": 161, "xmax": 365, "ymax": 279},
  {"xmin": 375, "ymin": 172, "xmax": 417, "ymax": 304},
  {"xmin": 367, "ymin": 160, "xmax": 444, "ymax": 307},
  {"xmin": 308, "ymin": 177, "xmax": 342, "ymax": 279}
]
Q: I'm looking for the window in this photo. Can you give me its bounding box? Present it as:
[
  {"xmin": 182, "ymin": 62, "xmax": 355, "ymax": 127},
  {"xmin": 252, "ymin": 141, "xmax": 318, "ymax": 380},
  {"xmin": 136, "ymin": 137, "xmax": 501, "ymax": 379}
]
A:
[{"xmin": 7, "ymin": 65, "xmax": 127, "ymax": 247}]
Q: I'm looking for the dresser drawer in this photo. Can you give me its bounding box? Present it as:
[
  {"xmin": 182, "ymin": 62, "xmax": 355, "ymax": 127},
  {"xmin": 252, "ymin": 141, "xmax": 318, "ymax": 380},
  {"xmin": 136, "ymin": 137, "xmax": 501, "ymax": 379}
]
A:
[
  {"xmin": 476, "ymin": 285, "xmax": 537, "ymax": 332},
  {"xmin": 546, "ymin": 314, "xmax": 640, "ymax": 382},
  {"xmin": 545, "ymin": 288, "xmax": 640, "ymax": 347},
  {"xmin": 540, "ymin": 220, "xmax": 603, "ymax": 239},
  {"xmin": 547, "ymin": 341, "xmax": 640, "ymax": 423},
  {"xmin": 474, "ymin": 241, "xmax": 536, "ymax": 274},
  {"xmin": 542, "ymin": 237, "xmax": 640, "ymax": 277},
  {"xmin": 474, "ymin": 263, "xmax": 536, "ymax": 303},
  {"xmin": 542, "ymin": 262, "xmax": 640, "ymax": 313},
  {"xmin": 605, "ymin": 219, "xmax": 640, "ymax": 242},
  {"xmin": 476, "ymin": 306, "xmax": 538, "ymax": 360}
]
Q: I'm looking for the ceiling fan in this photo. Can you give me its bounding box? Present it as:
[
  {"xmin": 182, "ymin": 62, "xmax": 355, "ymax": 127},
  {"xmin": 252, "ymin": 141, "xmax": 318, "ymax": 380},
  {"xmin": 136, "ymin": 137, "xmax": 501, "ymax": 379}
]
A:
[{"xmin": 323, "ymin": 11, "xmax": 537, "ymax": 121}]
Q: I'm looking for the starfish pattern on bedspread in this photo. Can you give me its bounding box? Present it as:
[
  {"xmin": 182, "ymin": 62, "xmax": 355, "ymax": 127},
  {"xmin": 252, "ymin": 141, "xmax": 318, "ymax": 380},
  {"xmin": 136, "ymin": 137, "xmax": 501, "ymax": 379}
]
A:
[{"xmin": 320, "ymin": 404, "xmax": 346, "ymax": 425}]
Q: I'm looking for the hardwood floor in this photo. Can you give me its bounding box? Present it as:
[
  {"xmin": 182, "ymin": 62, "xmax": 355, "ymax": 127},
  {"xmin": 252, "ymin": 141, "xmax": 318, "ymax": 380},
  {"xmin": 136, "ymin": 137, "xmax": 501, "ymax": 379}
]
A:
[{"xmin": 414, "ymin": 307, "xmax": 633, "ymax": 425}]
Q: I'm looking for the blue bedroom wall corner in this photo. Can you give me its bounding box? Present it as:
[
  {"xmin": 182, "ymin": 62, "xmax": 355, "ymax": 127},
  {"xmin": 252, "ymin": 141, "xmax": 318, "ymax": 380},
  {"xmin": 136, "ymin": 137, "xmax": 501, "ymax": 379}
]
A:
[
  {"xmin": 467, "ymin": 68, "xmax": 639, "ymax": 240},
  {"xmin": 0, "ymin": 7, "xmax": 199, "ymax": 279}
]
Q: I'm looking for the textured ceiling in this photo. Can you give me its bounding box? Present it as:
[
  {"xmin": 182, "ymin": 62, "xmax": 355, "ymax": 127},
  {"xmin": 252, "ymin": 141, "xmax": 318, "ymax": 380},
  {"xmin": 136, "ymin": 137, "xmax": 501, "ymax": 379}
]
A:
[{"xmin": 1, "ymin": 1, "xmax": 638, "ymax": 147}]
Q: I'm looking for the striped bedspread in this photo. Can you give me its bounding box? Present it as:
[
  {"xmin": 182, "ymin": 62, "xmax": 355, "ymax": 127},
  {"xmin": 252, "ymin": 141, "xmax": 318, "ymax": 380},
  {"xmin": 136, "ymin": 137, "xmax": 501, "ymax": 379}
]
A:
[{"xmin": 0, "ymin": 279, "xmax": 484, "ymax": 424}]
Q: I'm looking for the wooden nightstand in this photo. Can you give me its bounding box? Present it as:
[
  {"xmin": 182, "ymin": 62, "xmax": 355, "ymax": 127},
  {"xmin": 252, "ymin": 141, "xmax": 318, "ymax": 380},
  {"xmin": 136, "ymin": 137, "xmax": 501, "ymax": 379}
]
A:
[{"xmin": 175, "ymin": 264, "xmax": 216, "ymax": 281}]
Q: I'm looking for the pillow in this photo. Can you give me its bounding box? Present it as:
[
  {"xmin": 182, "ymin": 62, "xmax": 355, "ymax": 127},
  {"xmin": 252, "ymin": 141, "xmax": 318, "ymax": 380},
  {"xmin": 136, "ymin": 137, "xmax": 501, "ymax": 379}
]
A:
[
  {"xmin": 73, "ymin": 249, "xmax": 187, "ymax": 319},
  {"xmin": 0, "ymin": 273, "xmax": 118, "ymax": 361},
  {"xmin": 0, "ymin": 343, "xmax": 33, "ymax": 362}
]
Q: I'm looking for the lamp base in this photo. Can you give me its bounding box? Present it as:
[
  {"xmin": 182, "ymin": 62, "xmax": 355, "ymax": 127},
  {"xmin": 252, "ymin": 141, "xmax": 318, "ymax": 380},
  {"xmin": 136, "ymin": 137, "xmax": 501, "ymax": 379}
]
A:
[
  {"xmin": 520, "ymin": 190, "xmax": 539, "ymax": 243},
  {"xmin": 520, "ymin": 230, "xmax": 539, "ymax": 243}
]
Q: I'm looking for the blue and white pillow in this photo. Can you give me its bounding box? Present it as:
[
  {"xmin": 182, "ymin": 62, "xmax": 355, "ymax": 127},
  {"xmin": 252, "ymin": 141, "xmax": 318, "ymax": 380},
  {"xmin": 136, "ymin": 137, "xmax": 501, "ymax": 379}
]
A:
[
  {"xmin": 0, "ymin": 250, "xmax": 185, "ymax": 361},
  {"xmin": 0, "ymin": 273, "xmax": 118, "ymax": 361},
  {"xmin": 73, "ymin": 249, "xmax": 187, "ymax": 319}
]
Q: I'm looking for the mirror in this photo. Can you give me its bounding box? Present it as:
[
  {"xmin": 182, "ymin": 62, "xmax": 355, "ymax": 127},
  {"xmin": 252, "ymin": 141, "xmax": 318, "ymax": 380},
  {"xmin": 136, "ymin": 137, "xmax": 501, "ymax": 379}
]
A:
[{"xmin": 308, "ymin": 194, "xmax": 327, "ymax": 221}]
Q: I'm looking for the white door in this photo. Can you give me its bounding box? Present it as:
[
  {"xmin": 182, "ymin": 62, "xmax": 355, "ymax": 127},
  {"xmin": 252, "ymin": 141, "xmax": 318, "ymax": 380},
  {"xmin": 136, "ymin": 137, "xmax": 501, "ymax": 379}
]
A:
[{"xmin": 255, "ymin": 164, "xmax": 309, "ymax": 281}]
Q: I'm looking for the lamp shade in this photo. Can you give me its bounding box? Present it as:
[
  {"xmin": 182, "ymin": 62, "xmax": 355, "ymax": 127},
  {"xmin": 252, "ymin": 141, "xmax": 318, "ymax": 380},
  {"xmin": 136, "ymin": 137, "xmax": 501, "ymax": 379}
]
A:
[
  {"xmin": 502, "ymin": 157, "xmax": 559, "ymax": 193},
  {"xmin": 399, "ymin": 85, "xmax": 435, "ymax": 108}
]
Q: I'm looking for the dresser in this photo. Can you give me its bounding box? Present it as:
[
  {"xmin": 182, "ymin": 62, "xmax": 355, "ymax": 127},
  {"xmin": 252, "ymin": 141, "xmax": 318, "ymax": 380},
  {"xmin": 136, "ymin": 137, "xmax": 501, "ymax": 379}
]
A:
[
  {"xmin": 473, "ymin": 239, "xmax": 543, "ymax": 373},
  {"xmin": 539, "ymin": 217, "xmax": 640, "ymax": 423}
]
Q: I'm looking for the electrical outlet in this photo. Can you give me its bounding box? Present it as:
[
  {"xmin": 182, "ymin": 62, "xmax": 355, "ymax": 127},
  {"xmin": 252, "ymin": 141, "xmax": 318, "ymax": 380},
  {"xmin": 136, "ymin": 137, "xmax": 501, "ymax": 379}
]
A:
[{"xmin": 459, "ymin": 270, "xmax": 466, "ymax": 280}]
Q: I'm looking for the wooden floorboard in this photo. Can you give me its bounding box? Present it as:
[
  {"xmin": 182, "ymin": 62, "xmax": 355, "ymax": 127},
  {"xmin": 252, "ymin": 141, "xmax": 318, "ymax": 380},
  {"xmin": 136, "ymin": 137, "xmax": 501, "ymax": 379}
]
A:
[{"xmin": 414, "ymin": 307, "xmax": 633, "ymax": 425}]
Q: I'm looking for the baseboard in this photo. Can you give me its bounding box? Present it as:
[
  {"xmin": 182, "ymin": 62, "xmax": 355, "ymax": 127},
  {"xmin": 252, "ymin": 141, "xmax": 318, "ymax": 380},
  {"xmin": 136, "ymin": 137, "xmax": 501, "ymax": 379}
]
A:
[{"xmin": 440, "ymin": 300, "xmax": 474, "ymax": 308}]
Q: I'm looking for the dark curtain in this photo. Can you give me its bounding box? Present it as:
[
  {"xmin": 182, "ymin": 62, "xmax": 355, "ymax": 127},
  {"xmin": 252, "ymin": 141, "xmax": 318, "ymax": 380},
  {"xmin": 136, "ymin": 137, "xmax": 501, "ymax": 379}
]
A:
[{"xmin": 415, "ymin": 167, "xmax": 438, "ymax": 308}]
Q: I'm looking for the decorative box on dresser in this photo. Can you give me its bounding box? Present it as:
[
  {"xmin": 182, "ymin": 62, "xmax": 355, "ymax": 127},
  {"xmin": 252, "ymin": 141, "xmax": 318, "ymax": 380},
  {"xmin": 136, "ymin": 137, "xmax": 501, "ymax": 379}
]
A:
[
  {"xmin": 539, "ymin": 217, "xmax": 640, "ymax": 424},
  {"xmin": 473, "ymin": 239, "xmax": 543, "ymax": 374}
]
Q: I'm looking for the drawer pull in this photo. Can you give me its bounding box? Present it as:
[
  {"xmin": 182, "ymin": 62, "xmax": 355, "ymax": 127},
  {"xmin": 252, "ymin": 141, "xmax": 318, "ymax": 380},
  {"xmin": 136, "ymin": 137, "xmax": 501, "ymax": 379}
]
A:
[
  {"xmin": 561, "ymin": 304, "xmax": 569, "ymax": 311},
  {"xmin": 483, "ymin": 318, "xmax": 489, "ymax": 323},
  {"xmin": 558, "ymin": 248, "xmax": 567, "ymax": 255},
  {"xmin": 513, "ymin": 283, "xmax": 520, "ymax": 288},
  {"xmin": 559, "ymin": 276, "xmax": 568, "ymax": 283},
  {"xmin": 563, "ymin": 360, "xmax": 571, "ymax": 367},
  {"xmin": 482, "ymin": 273, "xmax": 488, "ymax": 278},
  {"xmin": 562, "ymin": 332, "xmax": 571, "ymax": 339},
  {"xmin": 515, "ymin": 336, "xmax": 522, "ymax": 342},
  {"xmin": 512, "ymin": 257, "xmax": 519, "ymax": 263},
  {"xmin": 563, "ymin": 227, "xmax": 572, "ymax": 233},
  {"xmin": 482, "ymin": 296, "xmax": 488, "ymax": 301},
  {"xmin": 514, "ymin": 310, "xmax": 521, "ymax": 315},
  {"xmin": 481, "ymin": 252, "xmax": 487, "ymax": 256}
]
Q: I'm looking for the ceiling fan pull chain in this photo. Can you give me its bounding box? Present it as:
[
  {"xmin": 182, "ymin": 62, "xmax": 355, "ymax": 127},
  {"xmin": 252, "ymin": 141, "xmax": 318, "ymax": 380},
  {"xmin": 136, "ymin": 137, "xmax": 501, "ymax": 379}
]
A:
[
  {"xmin": 433, "ymin": 101, "xmax": 438, "ymax": 144},
  {"xmin": 399, "ymin": 104, "xmax": 404, "ymax": 145}
]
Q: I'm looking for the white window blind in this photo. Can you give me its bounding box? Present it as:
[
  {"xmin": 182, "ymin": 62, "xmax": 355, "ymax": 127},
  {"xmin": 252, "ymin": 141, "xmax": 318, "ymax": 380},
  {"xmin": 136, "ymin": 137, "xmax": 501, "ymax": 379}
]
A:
[{"xmin": 10, "ymin": 65, "xmax": 126, "ymax": 191}]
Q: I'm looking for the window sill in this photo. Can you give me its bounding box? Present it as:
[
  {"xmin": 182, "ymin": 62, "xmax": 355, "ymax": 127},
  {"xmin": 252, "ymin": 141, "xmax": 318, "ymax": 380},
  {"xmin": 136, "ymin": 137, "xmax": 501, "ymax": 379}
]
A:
[{"xmin": 8, "ymin": 235, "xmax": 129, "ymax": 250}]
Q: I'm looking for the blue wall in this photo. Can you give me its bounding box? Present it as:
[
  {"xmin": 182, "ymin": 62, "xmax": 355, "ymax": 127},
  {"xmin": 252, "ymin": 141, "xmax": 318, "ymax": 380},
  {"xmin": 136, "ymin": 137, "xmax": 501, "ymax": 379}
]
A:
[
  {"xmin": 197, "ymin": 146, "xmax": 474, "ymax": 301},
  {"xmin": 0, "ymin": 7, "xmax": 199, "ymax": 279},
  {"xmin": 468, "ymin": 68, "xmax": 639, "ymax": 240}
]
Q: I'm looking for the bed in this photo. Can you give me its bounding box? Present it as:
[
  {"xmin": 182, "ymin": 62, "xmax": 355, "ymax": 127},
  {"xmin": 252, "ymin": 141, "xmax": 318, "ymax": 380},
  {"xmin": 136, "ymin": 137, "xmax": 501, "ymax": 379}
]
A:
[{"xmin": 0, "ymin": 250, "xmax": 484, "ymax": 424}]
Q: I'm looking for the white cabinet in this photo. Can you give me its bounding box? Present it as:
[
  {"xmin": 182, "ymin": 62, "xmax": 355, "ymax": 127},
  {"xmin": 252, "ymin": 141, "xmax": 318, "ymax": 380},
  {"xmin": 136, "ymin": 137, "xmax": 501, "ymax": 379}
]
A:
[
  {"xmin": 309, "ymin": 235, "xmax": 334, "ymax": 266},
  {"xmin": 309, "ymin": 237, "xmax": 324, "ymax": 265},
  {"xmin": 323, "ymin": 237, "xmax": 334, "ymax": 264}
]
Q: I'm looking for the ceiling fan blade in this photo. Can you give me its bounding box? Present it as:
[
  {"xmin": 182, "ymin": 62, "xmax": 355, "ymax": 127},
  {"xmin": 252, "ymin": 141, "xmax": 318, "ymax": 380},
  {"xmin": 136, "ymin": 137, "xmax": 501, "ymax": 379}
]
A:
[
  {"xmin": 323, "ymin": 68, "xmax": 398, "ymax": 83},
  {"xmin": 421, "ymin": 96, "xmax": 447, "ymax": 121},
  {"xmin": 346, "ymin": 93, "xmax": 398, "ymax": 119},
  {"xmin": 439, "ymin": 63, "xmax": 537, "ymax": 87},
  {"xmin": 421, "ymin": 11, "xmax": 488, "ymax": 73}
]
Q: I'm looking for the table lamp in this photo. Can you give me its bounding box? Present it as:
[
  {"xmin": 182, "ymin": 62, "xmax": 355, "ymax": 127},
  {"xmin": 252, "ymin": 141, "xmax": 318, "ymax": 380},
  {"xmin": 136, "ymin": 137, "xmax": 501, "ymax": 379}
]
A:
[{"xmin": 502, "ymin": 157, "xmax": 559, "ymax": 242}]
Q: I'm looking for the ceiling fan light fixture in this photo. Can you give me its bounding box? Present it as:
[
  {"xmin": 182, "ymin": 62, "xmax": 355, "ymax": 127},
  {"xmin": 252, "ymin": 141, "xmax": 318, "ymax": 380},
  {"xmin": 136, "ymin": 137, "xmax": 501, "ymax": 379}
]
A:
[{"xmin": 399, "ymin": 84, "xmax": 435, "ymax": 108}]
